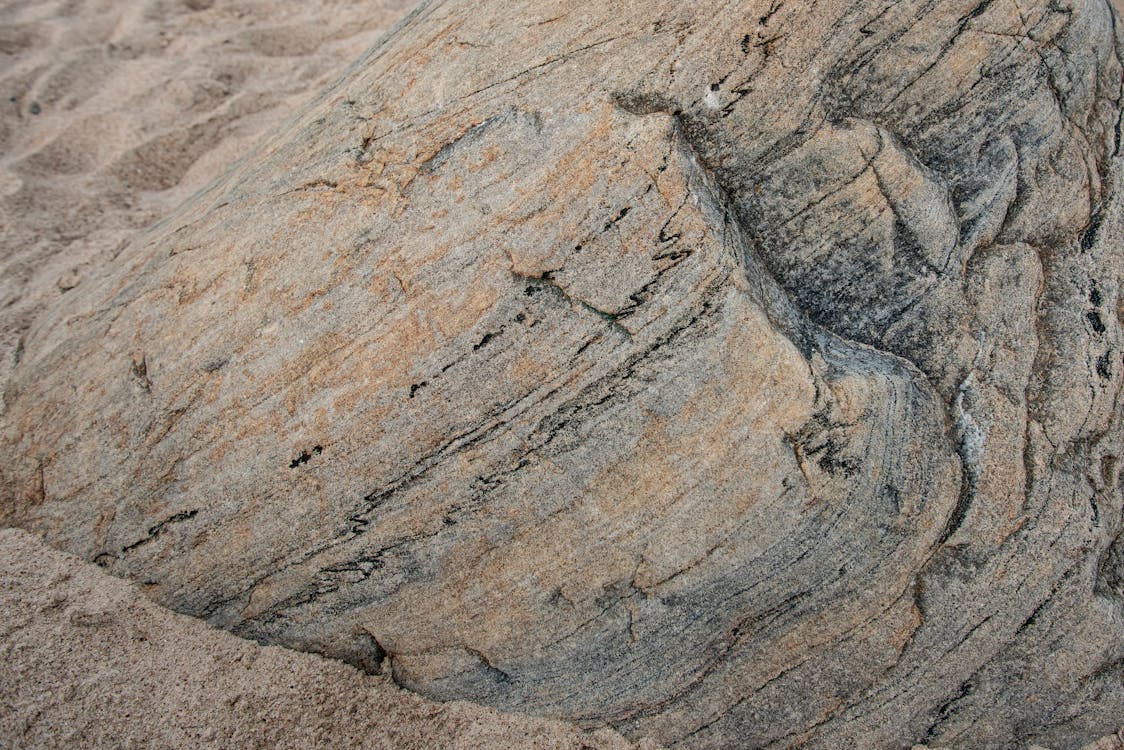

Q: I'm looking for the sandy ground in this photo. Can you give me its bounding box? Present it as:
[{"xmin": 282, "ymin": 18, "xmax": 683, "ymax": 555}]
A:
[{"xmin": 0, "ymin": 528, "xmax": 656, "ymax": 749}]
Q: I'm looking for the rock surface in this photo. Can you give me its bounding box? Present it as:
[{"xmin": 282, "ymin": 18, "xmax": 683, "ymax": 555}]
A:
[
  {"xmin": 2, "ymin": 0, "xmax": 1124, "ymax": 748},
  {"xmin": 0, "ymin": 0, "xmax": 417, "ymax": 397},
  {"xmin": 0, "ymin": 527, "xmax": 651, "ymax": 749}
]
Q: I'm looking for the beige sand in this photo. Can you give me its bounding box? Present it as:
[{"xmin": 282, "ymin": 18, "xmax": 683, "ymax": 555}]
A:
[{"xmin": 0, "ymin": 527, "xmax": 657, "ymax": 749}]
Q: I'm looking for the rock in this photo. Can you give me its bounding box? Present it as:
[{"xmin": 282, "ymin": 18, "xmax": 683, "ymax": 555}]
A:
[
  {"xmin": 0, "ymin": 0, "xmax": 418, "ymax": 417},
  {"xmin": 0, "ymin": 527, "xmax": 651, "ymax": 749},
  {"xmin": 2, "ymin": 1, "xmax": 1123, "ymax": 748}
]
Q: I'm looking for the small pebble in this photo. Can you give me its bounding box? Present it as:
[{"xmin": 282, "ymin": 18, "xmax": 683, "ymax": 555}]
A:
[
  {"xmin": 57, "ymin": 270, "xmax": 81, "ymax": 291},
  {"xmin": 29, "ymin": 101, "xmax": 41, "ymax": 115}
]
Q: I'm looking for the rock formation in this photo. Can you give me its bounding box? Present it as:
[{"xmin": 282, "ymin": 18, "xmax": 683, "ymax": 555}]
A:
[
  {"xmin": 0, "ymin": 0, "xmax": 418, "ymax": 393},
  {"xmin": 0, "ymin": 527, "xmax": 655, "ymax": 750},
  {"xmin": 2, "ymin": 0, "xmax": 1123, "ymax": 747}
]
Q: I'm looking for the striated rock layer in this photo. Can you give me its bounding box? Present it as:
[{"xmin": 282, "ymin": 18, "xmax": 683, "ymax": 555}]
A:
[
  {"xmin": 0, "ymin": 527, "xmax": 650, "ymax": 750},
  {"xmin": 2, "ymin": 0, "xmax": 1124, "ymax": 747}
]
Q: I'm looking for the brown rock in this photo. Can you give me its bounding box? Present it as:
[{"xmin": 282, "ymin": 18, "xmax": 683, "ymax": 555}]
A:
[
  {"xmin": 2, "ymin": 1, "xmax": 1123, "ymax": 748},
  {"xmin": 0, "ymin": 527, "xmax": 651, "ymax": 749}
]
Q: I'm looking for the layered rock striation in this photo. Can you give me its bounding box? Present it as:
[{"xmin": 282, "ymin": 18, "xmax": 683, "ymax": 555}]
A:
[{"xmin": 3, "ymin": 1, "xmax": 1124, "ymax": 747}]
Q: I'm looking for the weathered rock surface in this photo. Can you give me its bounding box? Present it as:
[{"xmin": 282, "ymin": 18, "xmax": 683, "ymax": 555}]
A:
[
  {"xmin": 0, "ymin": 0, "xmax": 417, "ymax": 396},
  {"xmin": 0, "ymin": 527, "xmax": 652, "ymax": 749},
  {"xmin": 2, "ymin": 0, "xmax": 1124, "ymax": 747}
]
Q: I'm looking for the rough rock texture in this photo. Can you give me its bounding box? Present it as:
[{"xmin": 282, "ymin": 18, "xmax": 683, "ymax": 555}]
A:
[
  {"xmin": 2, "ymin": 0, "xmax": 1124, "ymax": 748},
  {"xmin": 0, "ymin": 0, "xmax": 417, "ymax": 396},
  {"xmin": 0, "ymin": 527, "xmax": 652, "ymax": 749}
]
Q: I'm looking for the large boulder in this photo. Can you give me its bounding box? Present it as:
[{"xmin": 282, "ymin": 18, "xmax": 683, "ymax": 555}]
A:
[
  {"xmin": 0, "ymin": 527, "xmax": 646, "ymax": 750},
  {"xmin": 3, "ymin": 1, "xmax": 1123, "ymax": 746}
]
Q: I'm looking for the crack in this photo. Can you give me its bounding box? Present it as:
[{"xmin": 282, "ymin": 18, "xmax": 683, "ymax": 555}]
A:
[
  {"xmin": 922, "ymin": 677, "xmax": 977, "ymax": 743},
  {"xmin": 418, "ymin": 113, "xmax": 504, "ymax": 174},
  {"xmin": 117, "ymin": 509, "xmax": 200, "ymax": 555},
  {"xmin": 776, "ymin": 139, "xmax": 883, "ymax": 228},
  {"xmin": 875, "ymin": 0, "xmax": 995, "ymax": 117},
  {"xmin": 460, "ymin": 36, "xmax": 623, "ymax": 101},
  {"xmin": 514, "ymin": 269, "xmax": 634, "ymax": 341},
  {"xmin": 465, "ymin": 646, "xmax": 514, "ymax": 684}
]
